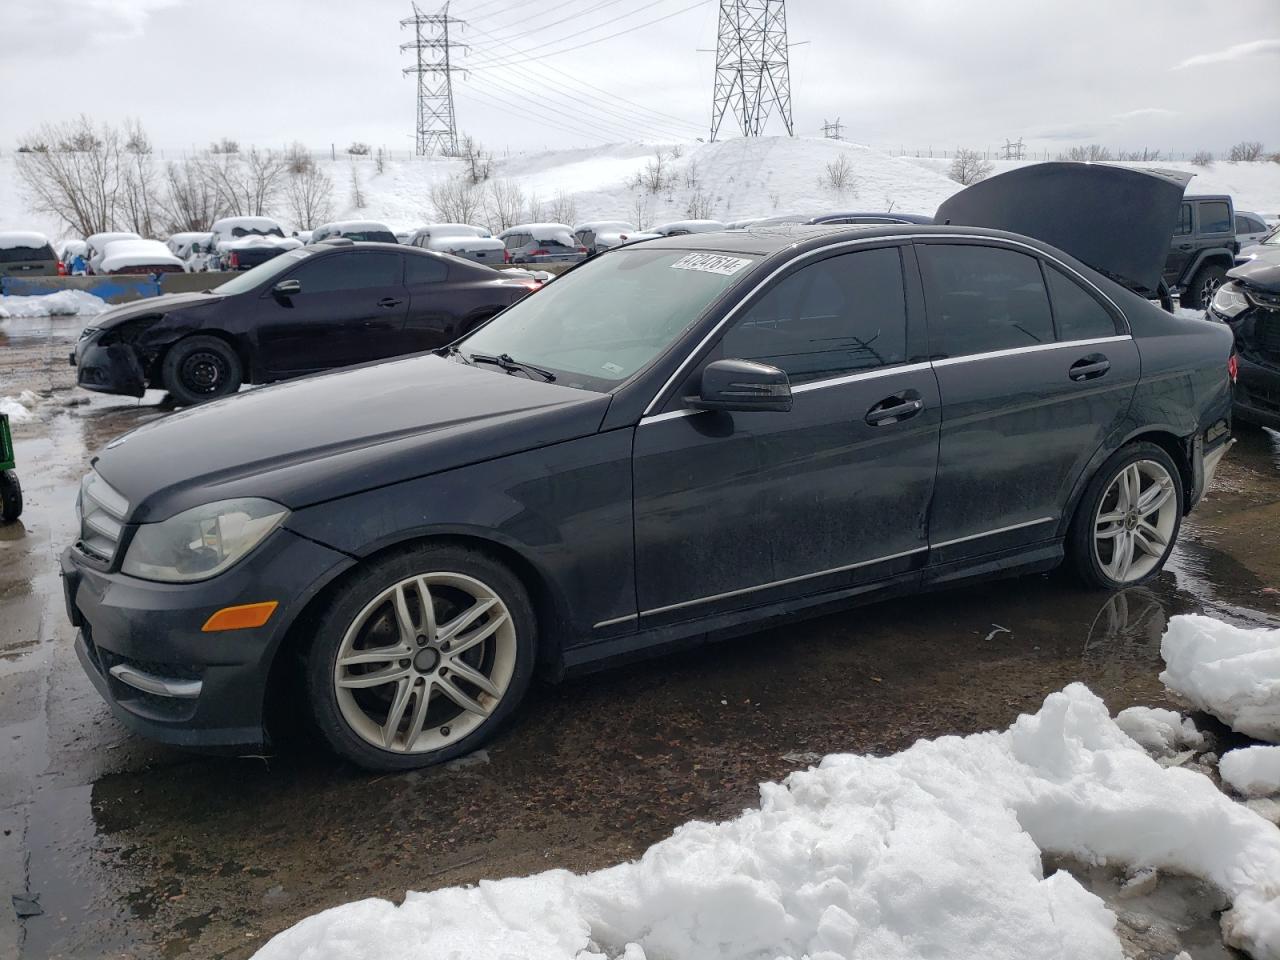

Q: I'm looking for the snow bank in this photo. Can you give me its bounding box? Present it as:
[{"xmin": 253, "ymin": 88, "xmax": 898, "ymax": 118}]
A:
[
  {"xmin": 1114, "ymin": 705, "xmax": 1204, "ymax": 756},
  {"xmin": 1222, "ymin": 747, "xmax": 1280, "ymax": 799},
  {"xmin": 0, "ymin": 390, "xmax": 39, "ymax": 422},
  {"xmin": 252, "ymin": 684, "xmax": 1280, "ymax": 960},
  {"xmin": 0, "ymin": 289, "xmax": 109, "ymax": 319},
  {"xmin": 1161, "ymin": 614, "xmax": 1280, "ymax": 742}
]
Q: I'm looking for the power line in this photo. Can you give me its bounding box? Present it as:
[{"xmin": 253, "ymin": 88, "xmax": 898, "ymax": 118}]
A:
[
  {"xmin": 710, "ymin": 0, "xmax": 794, "ymax": 140},
  {"xmin": 467, "ymin": 0, "xmax": 712, "ymax": 70},
  {"xmin": 401, "ymin": 2, "xmax": 468, "ymax": 156},
  {"xmin": 468, "ymin": 0, "xmax": 679, "ymax": 63}
]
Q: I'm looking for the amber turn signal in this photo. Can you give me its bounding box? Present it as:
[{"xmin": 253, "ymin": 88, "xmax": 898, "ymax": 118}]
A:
[{"xmin": 201, "ymin": 601, "xmax": 279, "ymax": 633}]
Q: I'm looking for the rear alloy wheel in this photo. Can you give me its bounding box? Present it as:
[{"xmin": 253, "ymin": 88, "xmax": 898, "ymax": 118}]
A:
[
  {"xmin": 161, "ymin": 335, "xmax": 243, "ymax": 406},
  {"xmin": 1182, "ymin": 263, "xmax": 1227, "ymax": 311},
  {"xmin": 307, "ymin": 546, "xmax": 535, "ymax": 770},
  {"xmin": 1070, "ymin": 442, "xmax": 1183, "ymax": 589}
]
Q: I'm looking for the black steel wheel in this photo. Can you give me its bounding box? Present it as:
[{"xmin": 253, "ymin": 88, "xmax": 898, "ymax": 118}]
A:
[{"xmin": 160, "ymin": 335, "xmax": 243, "ymax": 406}]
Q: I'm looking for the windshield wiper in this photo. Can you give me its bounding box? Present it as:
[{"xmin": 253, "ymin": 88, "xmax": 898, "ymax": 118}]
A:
[{"xmin": 467, "ymin": 351, "xmax": 557, "ymax": 382}]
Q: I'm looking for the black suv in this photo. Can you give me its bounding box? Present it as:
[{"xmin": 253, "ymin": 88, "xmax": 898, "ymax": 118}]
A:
[{"xmin": 1163, "ymin": 194, "xmax": 1239, "ymax": 309}]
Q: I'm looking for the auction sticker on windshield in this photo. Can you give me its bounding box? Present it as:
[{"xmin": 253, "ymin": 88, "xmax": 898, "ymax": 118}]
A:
[{"xmin": 670, "ymin": 253, "xmax": 753, "ymax": 276}]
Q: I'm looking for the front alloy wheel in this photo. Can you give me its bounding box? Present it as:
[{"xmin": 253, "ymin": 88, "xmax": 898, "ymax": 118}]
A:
[
  {"xmin": 334, "ymin": 572, "xmax": 517, "ymax": 754},
  {"xmin": 307, "ymin": 545, "xmax": 535, "ymax": 770}
]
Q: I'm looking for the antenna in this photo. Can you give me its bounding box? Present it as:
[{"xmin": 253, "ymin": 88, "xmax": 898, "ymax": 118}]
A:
[
  {"xmin": 709, "ymin": 0, "xmax": 794, "ymax": 142},
  {"xmin": 400, "ymin": 2, "xmax": 468, "ymax": 157}
]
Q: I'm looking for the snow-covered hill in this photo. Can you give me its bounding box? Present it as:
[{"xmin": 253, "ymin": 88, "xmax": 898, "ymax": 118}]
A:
[{"xmin": 3, "ymin": 137, "xmax": 1279, "ymax": 244}]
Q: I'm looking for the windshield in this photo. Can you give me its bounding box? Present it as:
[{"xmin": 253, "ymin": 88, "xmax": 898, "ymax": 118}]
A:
[
  {"xmin": 342, "ymin": 230, "xmax": 398, "ymax": 243},
  {"xmin": 1263, "ymin": 227, "xmax": 1280, "ymax": 246},
  {"xmin": 213, "ymin": 248, "xmax": 313, "ymax": 295},
  {"xmin": 460, "ymin": 247, "xmax": 757, "ymax": 391}
]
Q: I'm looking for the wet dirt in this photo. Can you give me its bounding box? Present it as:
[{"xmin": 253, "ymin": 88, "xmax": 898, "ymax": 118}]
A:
[{"xmin": 2, "ymin": 314, "xmax": 1278, "ymax": 958}]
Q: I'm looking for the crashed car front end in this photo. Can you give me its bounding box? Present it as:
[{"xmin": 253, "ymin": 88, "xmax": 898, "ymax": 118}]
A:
[{"xmin": 1210, "ymin": 259, "xmax": 1280, "ymax": 429}]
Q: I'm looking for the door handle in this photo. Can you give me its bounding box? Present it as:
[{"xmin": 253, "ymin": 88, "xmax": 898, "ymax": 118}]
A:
[
  {"xmin": 1177, "ymin": 243, "xmax": 1193, "ymax": 250},
  {"xmin": 378, "ymin": 297, "xmax": 403, "ymax": 308},
  {"xmin": 865, "ymin": 393, "xmax": 924, "ymax": 426},
  {"xmin": 1069, "ymin": 354, "xmax": 1111, "ymax": 381}
]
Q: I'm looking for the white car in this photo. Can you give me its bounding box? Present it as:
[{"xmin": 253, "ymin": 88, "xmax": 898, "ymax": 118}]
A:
[
  {"xmin": 405, "ymin": 223, "xmax": 506, "ymax": 265},
  {"xmin": 208, "ymin": 216, "xmax": 301, "ymax": 271},
  {"xmin": 649, "ymin": 219, "xmax": 727, "ymax": 237},
  {"xmin": 165, "ymin": 231, "xmax": 214, "ymax": 271},
  {"xmin": 85, "ymin": 231, "xmax": 141, "ymax": 274},
  {"xmin": 97, "ymin": 238, "xmax": 186, "ymax": 275},
  {"xmin": 1236, "ymin": 211, "xmax": 1271, "ymax": 248}
]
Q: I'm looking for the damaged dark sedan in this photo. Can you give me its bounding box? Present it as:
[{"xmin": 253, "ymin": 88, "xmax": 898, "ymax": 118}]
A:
[
  {"xmin": 1209, "ymin": 258, "xmax": 1280, "ymax": 430},
  {"xmin": 61, "ymin": 164, "xmax": 1234, "ymax": 771},
  {"xmin": 71, "ymin": 242, "xmax": 539, "ymax": 405}
]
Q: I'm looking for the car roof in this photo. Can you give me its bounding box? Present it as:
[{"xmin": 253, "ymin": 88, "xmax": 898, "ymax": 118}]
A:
[
  {"xmin": 809, "ymin": 212, "xmax": 934, "ymax": 224},
  {"xmin": 318, "ymin": 220, "xmax": 394, "ymax": 232}
]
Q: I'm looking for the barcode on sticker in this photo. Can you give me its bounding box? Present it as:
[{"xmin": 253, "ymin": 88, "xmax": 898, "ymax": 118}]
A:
[{"xmin": 670, "ymin": 253, "xmax": 752, "ymax": 276}]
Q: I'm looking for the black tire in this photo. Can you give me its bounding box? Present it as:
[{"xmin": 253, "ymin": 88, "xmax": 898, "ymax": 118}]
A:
[
  {"xmin": 1068, "ymin": 441, "xmax": 1183, "ymax": 590},
  {"xmin": 305, "ymin": 543, "xmax": 537, "ymax": 771},
  {"xmin": 0, "ymin": 470, "xmax": 22, "ymax": 522},
  {"xmin": 1180, "ymin": 263, "xmax": 1227, "ymax": 311},
  {"xmin": 160, "ymin": 335, "xmax": 243, "ymax": 406}
]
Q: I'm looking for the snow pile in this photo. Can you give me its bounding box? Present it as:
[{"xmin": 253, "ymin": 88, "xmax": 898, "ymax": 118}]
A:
[
  {"xmin": 0, "ymin": 390, "xmax": 39, "ymax": 423},
  {"xmin": 0, "ymin": 290, "xmax": 109, "ymax": 319},
  {"xmin": 1222, "ymin": 747, "xmax": 1280, "ymax": 799},
  {"xmin": 1161, "ymin": 614, "xmax": 1280, "ymax": 742},
  {"xmin": 252, "ymin": 684, "xmax": 1280, "ymax": 960},
  {"xmin": 1115, "ymin": 705, "xmax": 1205, "ymax": 756}
]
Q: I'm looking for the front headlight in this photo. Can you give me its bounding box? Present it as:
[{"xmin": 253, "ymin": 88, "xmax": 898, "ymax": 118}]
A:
[
  {"xmin": 1210, "ymin": 281, "xmax": 1250, "ymax": 320},
  {"xmin": 121, "ymin": 498, "xmax": 288, "ymax": 583}
]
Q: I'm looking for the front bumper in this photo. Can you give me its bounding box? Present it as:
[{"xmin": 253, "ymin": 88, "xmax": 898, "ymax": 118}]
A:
[
  {"xmin": 1234, "ymin": 355, "xmax": 1280, "ymax": 430},
  {"xmin": 62, "ymin": 527, "xmax": 353, "ymax": 749},
  {"xmin": 70, "ymin": 335, "xmax": 147, "ymax": 397}
]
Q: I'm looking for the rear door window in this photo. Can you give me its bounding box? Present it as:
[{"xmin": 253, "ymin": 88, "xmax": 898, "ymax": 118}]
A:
[
  {"xmin": 1198, "ymin": 201, "xmax": 1232, "ymax": 235},
  {"xmin": 1045, "ymin": 265, "xmax": 1120, "ymax": 341},
  {"xmin": 916, "ymin": 243, "xmax": 1054, "ymax": 358},
  {"xmin": 405, "ymin": 254, "xmax": 447, "ymax": 284},
  {"xmin": 719, "ymin": 246, "xmax": 908, "ymax": 383},
  {"xmin": 289, "ymin": 251, "xmax": 402, "ymax": 293}
]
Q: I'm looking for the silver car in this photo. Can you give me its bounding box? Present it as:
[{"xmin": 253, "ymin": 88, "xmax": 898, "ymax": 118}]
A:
[
  {"xmin": 573, "ymin": 221, "xmax": 637, "ymax": 256},
  {"xmin": 1236, "ymin": 211, "xmax": 1272, "ymax": 248},
  {"xmin": 498, "ymin": 223, "xmax": 587, "ymax": 264},
  {"xmin": 1236, "ymin": 224, "xmax": 1280, "ymax": 267},
  {"xmin": 407, "ymin": 224, "xmax": 506, "ymax": 264}
]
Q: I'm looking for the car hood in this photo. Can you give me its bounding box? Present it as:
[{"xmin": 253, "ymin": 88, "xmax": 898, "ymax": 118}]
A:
[
  {"xmin": 91, "ymin": 291, "xmax": 224, "ymax": 330},
  {"xmin": 92, "ymin": 354, "xmax": 611, "ymax": 523},
  {"xmin": 934, "ymin": 162, "xmax": 1190, "ymax": 298},
  {"xmin": 1228, "ymin": 257, "xmax": 1280, "ymax": 293}
]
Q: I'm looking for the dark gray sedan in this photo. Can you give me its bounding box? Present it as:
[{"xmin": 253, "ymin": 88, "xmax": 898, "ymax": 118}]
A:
[{"xmin": 61, "ymin": 164, "xmax": 1233, "ymax": 770}]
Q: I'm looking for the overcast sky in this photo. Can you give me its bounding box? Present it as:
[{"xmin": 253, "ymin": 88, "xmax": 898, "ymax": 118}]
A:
[{"xmin": 2, "ymin": 0, "xmax": 1277, "ymax": 157}]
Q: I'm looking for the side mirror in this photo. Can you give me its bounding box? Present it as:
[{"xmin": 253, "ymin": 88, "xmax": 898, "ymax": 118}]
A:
[
  {"xmin": 273, "ymin": 279, "xmax": 301, "ymax": 296},
  {"xmin": 685, "ymin": 358, "xmax": 792, "ymax": 413}
]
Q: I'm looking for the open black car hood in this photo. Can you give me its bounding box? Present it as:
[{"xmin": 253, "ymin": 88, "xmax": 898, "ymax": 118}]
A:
[
  {"xmin": 1229, "ymin": 257, "xmax": 1280, "ymax": 293},
  {"xmin": 935, "ymin": 162, "xmax": 1190, "ymax": 297}
]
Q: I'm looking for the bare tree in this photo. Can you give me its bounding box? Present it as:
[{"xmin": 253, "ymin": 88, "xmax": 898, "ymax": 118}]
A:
[
  {"xmin": 1057, "ymin": 144, "xmax": 1113, "ymax": 161},
  {"xmin": 548, "ymin": 189, "xmax": 577, "ymax": 226},
  {"xmin": 949, "ymin": 148, "xmax": 993, "ymax": 186},
  {"xmin": 284, "ymin": 141, "xmax": 313, "ymax": 174},
  {"xmin": 347, "ymin": 141, "xmax": 371, "ymax": 156},
  {"xmin": 1191, "ymin": 150, "xmax": 1214, "ymax": 167},
  {"xmin": 375, "ymin": 147, "xmax": 386, "ymax": 175},
  {"xmin": 429, "ymin": 174, "xmax": 482, "ymax": 224},
  {"xmin": 209, "ymin": 137, "xmax": 240, "ymax": 155},
  {"xmin": 117, "ymin": 119, "xmax": 160, "ymax": 236},
  {"xmin": 525, "ymin": 190, "xmax": 546, "ymax": 222},
  {"xmin": 159, "ymin": 158, "xmax": 223, "ymax": 232},
  {"xmin": 457, "ymin": 135, "xmax": 492, "ymax": 185},
  {"xmin": 1228, "ymin": 141, "xmax": 1264, "ymax": 162},
  {"xmin": 483, "ymin": 178, "xmax": 525, "ymax": 232},
  {"xmin": 200, "ymin": 147, "xmax": 286, "ymax": 216},
  {"xmin": 348, "ymin": 161, "xmax": 366, "ymax": 209},
  {"xmin": 683, "ymin": 158, "xmax": 700, "ymax": 189},
  {"xmin": 1116, "ymin": 148, "xmax": 1163, "ymax": 161},
  {"xmin": 15, "ymin": 116, "xmax": 123, "ymax": 237},
  {"xmin": 285, "ymin": 151, "xmax": 335, "ymax": 229},
  {"xmin": 640, "ymin": 150, "xmax": 671, "ymax": 194},
  {"xmin": 820, "ymin": 154, "xmax": 855, "ymax": 193},
  {"xmin": 685, "ymin": 188, "xmax": 715, "ymax": 220},
  {"xmin": 629, "ymin": 191, "xmax": 651, "ymax": 231}
]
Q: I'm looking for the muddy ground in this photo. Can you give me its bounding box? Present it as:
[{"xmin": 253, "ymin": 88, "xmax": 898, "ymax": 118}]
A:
[{"xmin": 2, "ymin": 312, "xmax": 1278, "ymax": 959}]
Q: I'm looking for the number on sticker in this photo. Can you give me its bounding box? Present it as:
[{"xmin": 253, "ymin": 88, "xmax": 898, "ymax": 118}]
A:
[{"xmin": 670, "ymin": 253, "xmax": 752, "ymax": 276}]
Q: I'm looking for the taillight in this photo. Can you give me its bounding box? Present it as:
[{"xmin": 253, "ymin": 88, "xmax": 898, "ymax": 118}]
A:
[
  {"xmin": 229, "ymin": 252, "xmax": 240, "ymax": 269},
  {"xmin": 503, "ymin": 249, "xmax": 511, "ymax": 263},
  {"xmin": 57, "ymin": 261, "xmax": 67, "ymax": 276},
  {"xmin": 577, "ymin": 246, "xmax": 588, "ymax": 253},
  {"xmin": 1228, "ymin": 353, "xmax": 1238, "ymax": 384}
]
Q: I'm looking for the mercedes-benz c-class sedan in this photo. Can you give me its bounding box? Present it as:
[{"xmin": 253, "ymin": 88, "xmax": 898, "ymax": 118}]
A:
[{"xmin": 61, "ymin": 164, "xmax": 1234, "ymax": 770}]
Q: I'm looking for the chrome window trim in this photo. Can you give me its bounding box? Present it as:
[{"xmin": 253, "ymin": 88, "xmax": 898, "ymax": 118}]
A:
[
  {"xmin": 640, "ymin": 546, "xmax": 928, "ymax": 618},
  {"xmin": 930, "ymin": 516, "xmax": 1056, "ymax": 549},
  {"xmin": 640, "ymin": 232, "xmax": 1129, "ymax": 417},
  {"xmin": 930, "ymin": 335, "xmax": 1132, "ymax": 368},
  {"xmin": 592, "ymin": 613, "xmax": 638, "ymax": 629}
]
